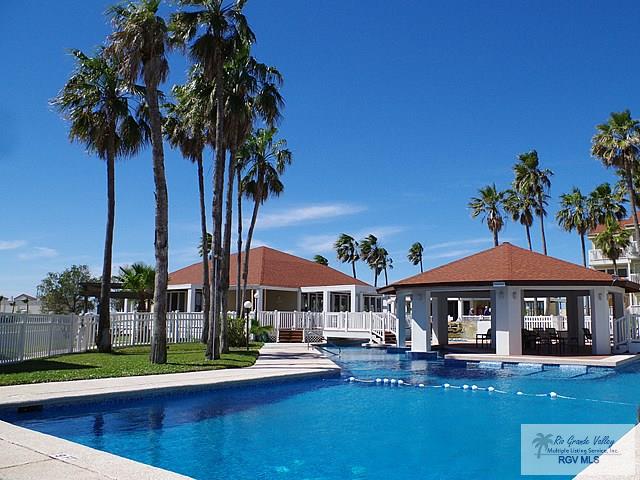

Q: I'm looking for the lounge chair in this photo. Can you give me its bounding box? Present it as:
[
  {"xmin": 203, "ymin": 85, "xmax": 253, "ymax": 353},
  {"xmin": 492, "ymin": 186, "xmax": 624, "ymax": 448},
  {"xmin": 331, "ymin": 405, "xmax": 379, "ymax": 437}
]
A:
[{"xmin": 476, "ymin": 328, "xmax": 491, "ymax": 348}]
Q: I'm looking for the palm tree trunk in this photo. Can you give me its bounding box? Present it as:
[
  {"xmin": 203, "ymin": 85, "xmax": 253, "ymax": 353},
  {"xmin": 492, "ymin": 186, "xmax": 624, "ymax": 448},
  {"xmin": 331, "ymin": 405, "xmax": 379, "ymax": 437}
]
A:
[
  {"xmin": 613, "ymin": 258, "xmax": 619, "ymax": 276},
  {"xmin": 219, "ymin": 148, "xmax": 235, "ymax": 354},
  {"xmin": 539, "ymin": 193, "xmax": 548, "ymax": 255},
  {"xmin": 384, "ymin": 267, "xmax": 388, "ymax": 286},
  {"xmin": 625, "ymin": 168, "xmax": 640, "ymax": 249},
  {"xmin": 208, "ymin": 51, "xmax": 225, "ymax": 361},
  {"xmin": 97, "ymin": 141, "xmax": 115, "ymax": 353},
  {"xmin": 235, "ymin": 167, "xmax": 243, "ymax": 318},
  {"xmin": 374, "ymin": 269, "xmax": 378, "ymax": 288},
  {"xmin": 525, "ymin": 225, "xmax": 532, "ymax": 251},
  {"xmin": 241, "ymin": 189, "xmax": 261, "ymax": 318},
  {"xmin": 146, "ymin": 85, "xmax": 168, "ymax": 365},
  {"xmin": 419, "ymin": 257, "xmax": 423, "ymax": 273},
  {"xmin": 493, "ymin": 229, "xmax": 499, "ymax": 247},
  {"xmin": 580, "ymin": 233, "xmax": 587, "ymax": 268},
  {"xmin": 351, "ymin": 260, "xmax": 356, "ymax": 279},
  {"xmin": 197, "ymin": 154, "xmax": 210, "ymax": 345}
]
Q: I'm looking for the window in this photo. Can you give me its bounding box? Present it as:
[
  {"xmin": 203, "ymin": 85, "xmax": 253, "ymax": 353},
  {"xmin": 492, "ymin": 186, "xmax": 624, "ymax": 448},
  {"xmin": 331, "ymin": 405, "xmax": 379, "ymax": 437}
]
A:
[
  {"xmin": 302, "ymin": 292, "xmax": 323, "ymax": 312},
  {"xmin": 330, "ymin": 293, "xmax": 351, "ymax": 312},
  {"xmin": 194, "ymin": 290, "xmax": 203, "ymax": 312},
  {"xmin": 167, "ymin": 290, "xmax": 187, "ymax": 312},
  {"xmin": 363, "ymin": 295, "xmax": 382, "ymax": 312}
]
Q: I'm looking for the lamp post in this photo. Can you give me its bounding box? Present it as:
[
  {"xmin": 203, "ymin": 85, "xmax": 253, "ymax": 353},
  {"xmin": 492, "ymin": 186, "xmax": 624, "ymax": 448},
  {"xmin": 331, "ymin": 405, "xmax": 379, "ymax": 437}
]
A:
[
  {"xmin": 243, "ymin": 300, "xmax": 253, "ymax": 351},
  {"xmin": 22, "ymin": 297, "xmax": 29, "ymax": 314}
]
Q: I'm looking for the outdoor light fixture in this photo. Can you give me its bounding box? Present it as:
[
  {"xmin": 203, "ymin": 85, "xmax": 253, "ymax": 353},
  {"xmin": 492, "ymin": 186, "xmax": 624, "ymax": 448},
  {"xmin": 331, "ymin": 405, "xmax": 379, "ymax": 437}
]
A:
[{"xmin": 243, "ymin": 300, "xmax": 253, "ymax": 351}]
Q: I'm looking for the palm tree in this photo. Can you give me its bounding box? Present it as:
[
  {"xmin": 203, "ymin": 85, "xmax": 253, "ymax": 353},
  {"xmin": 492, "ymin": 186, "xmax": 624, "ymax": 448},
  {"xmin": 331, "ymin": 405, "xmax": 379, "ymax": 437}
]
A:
[
  {"xmin": 594, "ymin": 220, "xmax": 632, "ymax": 276},
  {"xmin": 556, "ymin": 187, "xmax": 592, "ymax": 267},
  {"xmin": 504, "ymin": 188, "xmax": 535, "ymax": 251},
  {"xmin": 407, "ymin": 242, "xmax": 424, "ymax": 273},
  {"xmin": 334, "ymin": 234, "xmax": 359, "ymax": 278},
  {"xmin": 107, "ymin": 0, "xmax": 170, "ymax": 364},
  {"xmin": 587, "ymin": 183, "xmax": 627, "ymax": 226},
  {"xmin": 239, "ymin": 127, "xmax": 292, "ymax": 316},
  {"xmin": 532, "ymin": 433, "xmax": 554, "ymax": 459},
  {"xmin": 468, "ymin": 184, "xmax": 506, "ymax": 247},
  {"xmin": 376, "ymin": 247, "xmax": 393, "ymax": 286},
  {"xmin": 360, "ymin": 234, "xmax": 380, "ymax": 286},
  {"xmin": 170, "ymin": 0, "xmax": 255, "ymax": 360},
  {"xmin": 592, "ymin": 110, "xmax": 640, "ymax": 245},
  {"xmin": 51, "ymin": 49, "xmax": 148, "ymax": 353},
  {"xmin": 219, "ymin": 45, "xmax": 283, "ymax": 353},
  {"xmin": 313, "ymin": 255, "xmax": 329, "ymax": 266},
  {"xmin": 513, "ymin": 150, "xmax": 553, "ymax": 255},
  {"xmin": 115, "ymin": 263, "xmax": 155, "ymax": 312},
  {"xmin": 164, "ymin": 75, "xmax": 211, "ymax": 344}
]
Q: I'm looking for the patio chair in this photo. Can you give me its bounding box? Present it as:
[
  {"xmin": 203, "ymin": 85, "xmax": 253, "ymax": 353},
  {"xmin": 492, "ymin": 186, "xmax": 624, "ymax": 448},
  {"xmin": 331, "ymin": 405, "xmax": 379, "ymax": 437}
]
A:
[
  {"xmin": 583, "ymin": 328, "xmax": 593, "ymax": 345},
  {"xmin": 522, "ymin": 329, "xmax": 537, "ymax": 350},
  {"xmin": 475, "ymin": 328, "xmax": 491, "ymax": 348},
  {"xmin": 536, "ymin": 330, "xmax": 553, "ymax": 353}
]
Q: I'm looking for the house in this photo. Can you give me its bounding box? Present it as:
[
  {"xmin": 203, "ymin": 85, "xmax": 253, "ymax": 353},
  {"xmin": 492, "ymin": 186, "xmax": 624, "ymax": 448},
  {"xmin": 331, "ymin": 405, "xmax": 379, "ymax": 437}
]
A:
[
  {"xmin": 161, "ymin": 246, "xmax": 382, "ymax": 313},
  {"xmin": 0, "ymin": 294, "xmax": 42, "ymax": 314},
  {"xmin": 588, "ymin": 213, "xmax": 640, "ymax": 304}
]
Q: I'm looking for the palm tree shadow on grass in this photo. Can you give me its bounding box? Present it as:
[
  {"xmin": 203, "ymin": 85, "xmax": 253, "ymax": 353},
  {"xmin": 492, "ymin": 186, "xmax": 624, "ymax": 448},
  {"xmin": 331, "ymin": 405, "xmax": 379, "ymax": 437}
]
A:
[{"xmin": 0, "ymin": 359, "xmax": 98, "ymax": 374}]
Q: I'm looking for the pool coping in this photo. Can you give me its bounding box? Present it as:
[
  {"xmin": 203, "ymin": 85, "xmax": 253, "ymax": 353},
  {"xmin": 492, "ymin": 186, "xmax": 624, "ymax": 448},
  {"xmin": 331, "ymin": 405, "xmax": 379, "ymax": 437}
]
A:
[
  {"xmin": 0, "ymin": 343, "xmax": 341, "ymax": 410},
  {"xmin": 443, "ymin": 352, "xmax": 640, "ymax": 369},
  {"xmin": 574, "ymin": 423, "xmax": 639, "ymax": 479},
  {"xmin": 0, "ymin": 344, "xmax": 341, "ymax": 480}
]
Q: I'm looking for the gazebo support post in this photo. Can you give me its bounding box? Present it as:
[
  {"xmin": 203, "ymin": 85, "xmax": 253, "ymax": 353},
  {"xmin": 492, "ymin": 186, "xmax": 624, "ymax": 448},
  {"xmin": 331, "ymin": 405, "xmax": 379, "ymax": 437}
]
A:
[
  {"xmin": 410, "ymin": 290, "xmax": 430, "ymax": 355},
  {"xmin": 395, "ymin": 292, "xmax": 406, "ymax": 348},
  {"xmin": 494, "ymin": 285, "xmax": 523, "ymax": 355},
  {"xmin": 432, "ymin": 295, "xmax": 448, "ymax": 348},
  {"xmin": 490, "ymin": 290, "xmax": 497, "ymax": 349},
  {"xmin": 566, "ymin": 293, "xmax": 581, "ymax": 349},
  {"xmin": 590, "ymin": 287, "xmax": 611, "ymax": 355}
]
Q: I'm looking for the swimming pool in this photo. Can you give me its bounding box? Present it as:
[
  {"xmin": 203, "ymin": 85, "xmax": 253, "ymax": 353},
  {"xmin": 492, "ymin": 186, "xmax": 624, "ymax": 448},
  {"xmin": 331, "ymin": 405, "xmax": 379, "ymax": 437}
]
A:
[{"xmin": 2, "ymin": 348, "xmax": 638, "ymax": 479}]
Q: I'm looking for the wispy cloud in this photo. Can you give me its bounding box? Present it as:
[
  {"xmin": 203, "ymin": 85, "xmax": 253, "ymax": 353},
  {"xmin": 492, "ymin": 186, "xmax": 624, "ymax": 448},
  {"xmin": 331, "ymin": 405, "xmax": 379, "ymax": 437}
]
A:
[
  {"xmin": 257, "ymin": 203, "xmax": 366, "ymax": 229},
  {"xmin": 0, "ymin": 240, "xmax": 26, "ymax": 251},
  {"xmin": 423, "ymin": 249, "xmax": 476, "ymax": 260},
  {"xmin": 18, "ymin": 247, "xmax": 58, "ymax": 260},
  {"xmin": 425, "ymin": 238, "xmax": 493, "ymax": 251},
  {"xmin": 297, "ymin": 225, "xmax": 405, "ymax": 254}
]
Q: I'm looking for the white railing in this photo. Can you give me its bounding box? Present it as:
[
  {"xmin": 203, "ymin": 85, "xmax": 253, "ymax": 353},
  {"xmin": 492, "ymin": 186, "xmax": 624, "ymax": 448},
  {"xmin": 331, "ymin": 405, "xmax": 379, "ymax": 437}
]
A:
[
  {"xmin": 589, "ymin": 241, "xmax": 639, "ymax": 263},
  {"xmin": 613, "ymin": 313, "xmax": 640, "ymax": 349}
]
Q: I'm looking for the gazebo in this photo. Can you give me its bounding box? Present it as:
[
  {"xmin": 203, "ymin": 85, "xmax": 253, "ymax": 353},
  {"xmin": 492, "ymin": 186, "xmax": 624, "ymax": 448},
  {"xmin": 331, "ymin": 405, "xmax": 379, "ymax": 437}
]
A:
[{"xmin": 380, "ymin": 243, "xmax": 640, "ymax": 357}]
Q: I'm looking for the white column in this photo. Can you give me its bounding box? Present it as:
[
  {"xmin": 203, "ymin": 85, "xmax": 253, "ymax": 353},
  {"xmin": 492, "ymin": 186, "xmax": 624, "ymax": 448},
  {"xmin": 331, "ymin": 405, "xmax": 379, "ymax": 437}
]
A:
[
  {"xmin": 566, "ymin": 293, "xmax": 580, "ymax": 345},
  {"xmin": 431, "ymin": 295, "xmax": 448, "ymax": 347},
  {"xmin": 590, "ymin": 287, "xmax": 611, "ymax": 355},
  {"xmin": 323, "ymin": 290, "xmax": 330, "ymax": 313},
  {"xmin": 395, "ymin": 292, "xmax": 407, "ymax": 348},
  {"xmin": 350, "ymin": 286, "xmax": 357, "ymax": 313},
  {"xmin": 296, "ymin": 290, "xmax": 302, "ymax": 311},
  {"xmin": 494, "ymin": 285, "xmax": 523, "ymax": 355},
  {"xmin": 490, "ymin": 290, "xmax": 497, "ymax": 349},
  {"xmin": 186, "ymin": 287, "xmax": 196, "ymax": 313},
  {"xmin": 411, "ymin": 289, "xmax": 431, "ymax": 352},
  {"xmin": 457, "ymin": 298, "xmax": 464, "ymax": 320},
  {"xmin": 255, "ymin": 288, "xmax": 264, "ymax": 313}
]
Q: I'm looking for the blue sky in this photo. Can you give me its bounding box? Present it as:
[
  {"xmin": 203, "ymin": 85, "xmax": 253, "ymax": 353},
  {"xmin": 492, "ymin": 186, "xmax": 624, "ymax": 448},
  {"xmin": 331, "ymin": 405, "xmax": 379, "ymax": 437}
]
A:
[{"xmin": 2, "ymin": 1, "xmax": 640, "ymax": 296}]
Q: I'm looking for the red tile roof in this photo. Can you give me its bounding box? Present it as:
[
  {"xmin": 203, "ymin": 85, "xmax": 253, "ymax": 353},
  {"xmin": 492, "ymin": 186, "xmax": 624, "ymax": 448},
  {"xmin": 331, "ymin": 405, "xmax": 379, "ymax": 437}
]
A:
[
  {"xmin": 381, "ymin": 243, "xmax": 620, "ymax": 292},
  {"xmin": 169, "ymin": 246, "xmax": 370, "ymax": 288},
  {"xmin": 590, "ymin": 214, "xmax": 639, "ymax": 235}
]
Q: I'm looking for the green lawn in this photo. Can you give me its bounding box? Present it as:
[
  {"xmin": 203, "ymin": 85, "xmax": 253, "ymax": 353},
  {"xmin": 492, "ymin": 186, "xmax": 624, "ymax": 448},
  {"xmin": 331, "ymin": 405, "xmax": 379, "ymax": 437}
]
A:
[{"xmin": 0, "ymin": 342, "xmax": 262, "ymax": 386}]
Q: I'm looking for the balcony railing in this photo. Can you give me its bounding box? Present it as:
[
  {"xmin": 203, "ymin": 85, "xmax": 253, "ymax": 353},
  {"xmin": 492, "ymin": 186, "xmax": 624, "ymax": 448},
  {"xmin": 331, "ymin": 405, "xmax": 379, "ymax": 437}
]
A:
[{"xmin": 589, "ymin": 241, "xmax": 640, "ymax": 263}]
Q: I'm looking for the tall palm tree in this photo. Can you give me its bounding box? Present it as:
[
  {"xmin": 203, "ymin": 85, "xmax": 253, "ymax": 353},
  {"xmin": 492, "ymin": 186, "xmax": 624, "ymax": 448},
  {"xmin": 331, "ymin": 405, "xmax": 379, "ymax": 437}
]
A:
[
  {"xmin": 376, "ymin": 247, "xmax": 393, "ymax": 286},
  {"xmin": 115, "ymin": 263, "xmax": 155, "ymax": 312},
  {"xmin": 513, "ymin": 150, "xmax": 553, "ymax": 255},
  {"xmin": 556, "ymin": 187, "xmax": 592, "ymax": 267},
  {"xmin": 239, "ymin": 127, "xmax": 292, "ymax": 316},
  {"xmin": 594, "ymin": 220, "xmax": 632, "ymax": 276},
  {"xmin": 468, "ymin": 184, "xmax": 506, "ymax": 247},
  {"xmin": 107, "ymin": 0, "xmax": 170, "ymax": 364},
  {"xmin": 587, "ymin": 183, "xmax": 627, "ymax": 226},
  {"xmin": 52, "ymin": 49, "xmax": 148, "ymax": 353},
  {"xmin": 219, "ymin": 45, "xmax": 283, "ymax": 352},
  {"xmin": 170, "ymin": 0, "xmax": 255, "ymax": 360},
  {"xmin": 164, "ymin": 74, "xmax": 211, "ymax": 344},
  {"xmin": 407, "ymin": 242, "xmax": 424, "ymax": 273},
  {"xmin": 592, "ymin": 110, "xmax": 640, "ymax": 245},
  {"xmin": 360, "ymin": 234, "xmax": 381, "ymax": 286},
  {"xmin": 334, "ymin": 234, "xmax": 359, "ymax": 278},
  {"xmin": 313, "ymin": 255, "xmax": 329, "ymax": 266},
  {"xmin": 504, "ymin": 188, "xmax": 535, "ymax": 251}
]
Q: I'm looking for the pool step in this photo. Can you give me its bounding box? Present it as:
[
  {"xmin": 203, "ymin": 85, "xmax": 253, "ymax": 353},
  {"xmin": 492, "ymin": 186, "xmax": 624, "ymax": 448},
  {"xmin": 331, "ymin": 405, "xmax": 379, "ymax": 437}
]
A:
[
  {"xmin": 384, "ymin": 331, "xmax": 396, "ymax": 345},
  {"xmin": 278, "ymin": 329, "xmax": 304, "ymax": 343}
]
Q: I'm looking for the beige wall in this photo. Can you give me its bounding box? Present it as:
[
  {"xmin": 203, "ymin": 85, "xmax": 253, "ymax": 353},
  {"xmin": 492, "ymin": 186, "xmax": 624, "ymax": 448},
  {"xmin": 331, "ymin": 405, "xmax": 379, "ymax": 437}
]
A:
[{"xmin": 264, "ymin": 289, "xmax": 298, "ymax": 311}]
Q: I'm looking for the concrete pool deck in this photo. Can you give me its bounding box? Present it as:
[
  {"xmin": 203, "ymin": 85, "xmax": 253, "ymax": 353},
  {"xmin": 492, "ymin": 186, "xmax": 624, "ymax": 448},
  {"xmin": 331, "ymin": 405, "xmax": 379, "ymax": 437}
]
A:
[
  {"xmin": 0, "ymin": 343, "xmax": 341, "ymax": 479},
  {"xmin": 444, "ymin": 352, "xmax": 639, "ymax": 368},
  {"xmin": 575, "ymin": 423, "xmax": 639, "ymax": 479}
]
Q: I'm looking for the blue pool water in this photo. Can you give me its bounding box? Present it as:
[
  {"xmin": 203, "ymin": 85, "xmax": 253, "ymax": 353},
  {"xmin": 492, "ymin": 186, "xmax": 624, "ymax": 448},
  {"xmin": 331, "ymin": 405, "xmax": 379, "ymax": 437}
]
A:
[{"xmin": 2, "ymin": 348, "xmax": 639, "ymax": 480}]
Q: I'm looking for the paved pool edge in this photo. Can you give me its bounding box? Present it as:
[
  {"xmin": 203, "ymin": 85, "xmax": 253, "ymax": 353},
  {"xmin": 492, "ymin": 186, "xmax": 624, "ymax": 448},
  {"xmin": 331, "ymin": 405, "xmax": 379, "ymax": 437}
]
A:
[
  {"xmin": 574, "ymin": 423, "xmax": 639, "ymax": 479},
  {"xmin": 0, "ymin": 343, "xmax": 341, "ymax": 409}
]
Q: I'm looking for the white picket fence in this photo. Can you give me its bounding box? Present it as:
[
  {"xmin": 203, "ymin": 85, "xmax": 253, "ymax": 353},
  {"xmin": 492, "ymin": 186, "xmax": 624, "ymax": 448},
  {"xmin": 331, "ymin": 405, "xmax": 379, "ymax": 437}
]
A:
[{"xmin": 0, "ymin": 312, "xmax": 206, "ymax": 365}]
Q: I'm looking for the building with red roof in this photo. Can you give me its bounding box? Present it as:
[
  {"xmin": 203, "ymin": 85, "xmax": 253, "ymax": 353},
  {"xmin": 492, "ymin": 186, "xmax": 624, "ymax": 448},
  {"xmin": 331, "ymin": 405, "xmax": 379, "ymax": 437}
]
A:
[
  {"xmin": 164, "ymin": 246, "xmax": 380, "ymax": 314},
  {"xmin": 380, "ymin": 243, "xmax": 639, "ymax": 357}
]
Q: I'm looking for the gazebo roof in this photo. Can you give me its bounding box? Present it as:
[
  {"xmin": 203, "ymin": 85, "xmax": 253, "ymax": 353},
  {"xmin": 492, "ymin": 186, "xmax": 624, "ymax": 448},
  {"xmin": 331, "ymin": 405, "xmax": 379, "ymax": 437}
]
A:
[{"xmin": 380, "ymin": 243, "xmax": 639, "ymax": 292}]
